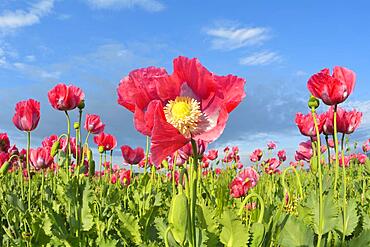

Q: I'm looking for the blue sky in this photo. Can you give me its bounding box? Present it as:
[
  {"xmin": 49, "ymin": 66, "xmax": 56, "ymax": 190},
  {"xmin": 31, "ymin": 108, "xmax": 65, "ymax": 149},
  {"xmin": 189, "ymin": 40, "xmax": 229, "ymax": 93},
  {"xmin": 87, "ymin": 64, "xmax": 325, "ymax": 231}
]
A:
[{"xmin": 0, "ymin": 0, "xmax": 370, "ymax": 162}]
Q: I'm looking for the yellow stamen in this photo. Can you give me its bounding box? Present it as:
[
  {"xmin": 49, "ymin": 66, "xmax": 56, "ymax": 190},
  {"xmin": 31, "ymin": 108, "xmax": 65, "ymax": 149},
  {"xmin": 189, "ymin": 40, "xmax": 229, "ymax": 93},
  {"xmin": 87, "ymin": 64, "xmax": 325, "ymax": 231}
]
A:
[{"xmin": 164, "ymin": 96, "xmax": 202, "ymax": 136}]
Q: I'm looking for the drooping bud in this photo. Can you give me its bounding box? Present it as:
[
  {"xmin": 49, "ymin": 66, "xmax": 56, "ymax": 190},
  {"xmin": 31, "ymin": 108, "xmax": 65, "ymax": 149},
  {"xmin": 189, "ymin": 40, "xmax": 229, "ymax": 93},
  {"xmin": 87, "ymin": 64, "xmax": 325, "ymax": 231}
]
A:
[
  {"xmin": 98, "ymin": 146, "xmax": 105, "ymax": 153},
  {"xmin": 308, "ymin": 95, "xmax": 320, "ymax": 110},
  {"xmin": 74, "ymin": 122, "xmax": 80, "ymax": 130},
  {"xmin": 78, "ymin": 100, "xmax": 85, "ymax": 110},
  {"xmin": 51, "ymin": 141, "xmax": 60, "ymax": 157}
]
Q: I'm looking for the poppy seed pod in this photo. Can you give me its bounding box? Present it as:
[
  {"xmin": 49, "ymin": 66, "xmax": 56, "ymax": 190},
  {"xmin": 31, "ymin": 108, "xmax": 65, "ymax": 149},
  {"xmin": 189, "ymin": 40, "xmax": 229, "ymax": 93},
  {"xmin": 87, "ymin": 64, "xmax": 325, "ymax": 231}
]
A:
[
  {"xmin": 78, "ymin": 100, "xmax": 85, "ymax": 109},
  {"xmin": 98, "ymin": 146, "xmax": 105, "ymax": 153},
  {"xmin": 74, "ymin": 122, "xmax": 80, "ymax": 130},
  {"xmin": 308, "ymin": 95, "xmax": 320, "ymax": 110}
]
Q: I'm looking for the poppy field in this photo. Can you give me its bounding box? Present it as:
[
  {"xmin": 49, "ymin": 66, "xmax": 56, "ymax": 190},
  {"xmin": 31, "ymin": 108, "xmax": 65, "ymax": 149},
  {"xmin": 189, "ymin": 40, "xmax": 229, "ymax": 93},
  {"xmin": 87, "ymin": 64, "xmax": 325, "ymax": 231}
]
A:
[{"xmin": 1, "ymin": 56, "xmax": 370, "ymax": 247}]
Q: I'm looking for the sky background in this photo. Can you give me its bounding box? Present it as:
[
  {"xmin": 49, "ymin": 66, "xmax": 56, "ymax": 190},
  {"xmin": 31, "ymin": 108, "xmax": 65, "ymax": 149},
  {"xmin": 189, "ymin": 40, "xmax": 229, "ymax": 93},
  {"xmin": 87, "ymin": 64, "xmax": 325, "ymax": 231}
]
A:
[{"xmin": 1, "ymin": 0, "xmax": 370, "ymax": 164}]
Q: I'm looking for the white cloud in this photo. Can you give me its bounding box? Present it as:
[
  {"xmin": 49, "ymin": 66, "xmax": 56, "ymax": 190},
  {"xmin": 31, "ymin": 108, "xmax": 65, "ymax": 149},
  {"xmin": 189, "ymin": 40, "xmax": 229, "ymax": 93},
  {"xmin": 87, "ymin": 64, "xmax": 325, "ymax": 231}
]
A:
[
  {"xmin": 85, "ymin": 0, "xmax": 165, "ymax": 12},
  {"xmin": 239, "ymin": 51, "xmax": 281, "ymax": 66},
  {"xmin": 13, "ymin": 62, "xmax": 61, "ymax": 81},
  {"xmin": 205, "ymin": 25, "xmax": 269, "ymax": 51},
  {"xmin": 0, "ymin": 0, "xmax": 54, "ymax": 32}
]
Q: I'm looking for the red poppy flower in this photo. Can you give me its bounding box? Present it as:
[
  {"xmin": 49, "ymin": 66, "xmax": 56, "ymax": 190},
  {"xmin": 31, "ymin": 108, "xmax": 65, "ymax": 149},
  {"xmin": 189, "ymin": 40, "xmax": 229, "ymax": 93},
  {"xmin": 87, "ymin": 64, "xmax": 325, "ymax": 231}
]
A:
[
  {"xmin": 117, "ymin": 56, "xmax": 246, "ymax": 164},
  {"xmin": 12, "ymin": 99, "xmax": 40, "ymax": 132},
  {"xmin": 48, "ymin": 83, "xmax": 85, "ymax": 111},
  {"xmin": 307, "ymin": 66, "xmax": 356, "ymax": 105},
  {"xmin": 93, "ymin": 132, "xmax": 117, "ymax": 151},
  {"xmin": 120, "ymin": 145, "xmax": 145, "ymax": 164},
  {"xmin": 84, "ymin": 114, "xmax": 105, "ymax": 134},
  {"xmin": 206, "ymin": 149, "xmax": 218, "ymax": 161},
  {"xmin": 30, "ymin": 147, "xmax": 54, "ymax": 170},
  {"xmin": 295, "ymin": 112, "xmax": 325, "ymax": 137},
  {"xmin": 0, "ymin": 133, "xmax": 10, "ymax": 152},
  {"xmin": 229, "ymin": 167, "xmax": 259, "ymax": 198},
  {"xmin": 335, "ymin": 107, "xmax": 362, "ymax": 134},
  {"xmin": 295, "ymin": 140, "xmax": 313, "ymax": 162}
]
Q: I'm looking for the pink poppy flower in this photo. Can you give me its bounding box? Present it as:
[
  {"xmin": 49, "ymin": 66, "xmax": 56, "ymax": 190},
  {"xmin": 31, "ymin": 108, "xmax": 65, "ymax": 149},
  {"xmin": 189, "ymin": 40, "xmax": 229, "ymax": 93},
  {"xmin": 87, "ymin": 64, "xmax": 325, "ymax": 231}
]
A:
[
  {"xmin": 277, "ymin": 150, "xmax": 287, "ymax": 162},
  {"xmin": 30, "ymin": 147, "xmax": 54, "ymax": 170},
  {"xmin": 250, "ymin": 149, "xmax": 263, "ymax": 162},
  {"xmin": 12, "ymin": 99, "xmax": 40, "ymax": 132},
  {"xmin": 117, "ymin": 56, "xmax": 246, "ymax": 164},
  {"xmin": 84, "ymin": 114, "xmax": 105, "ymax": 134},
  {"xmin": 267, "ymin": 141, "xmax": 276, "ymax": 150},
  {"xmin": 94, "ymin": 132, "xmax": 117, "ymax": 151},
  {"xmin": 120, "ymin": 145, "xmax": 145, "ymax": 165},
  {"xmin": 295, "ymin": 140, "xmax": 313, "ymax": 162},
  {"xmin": 230, "ymin": 167, "xmax": 259, "ymax": 198},
  {"xmin": 48, "ymin": 83, "xmax": 84, "ymax": 111}
]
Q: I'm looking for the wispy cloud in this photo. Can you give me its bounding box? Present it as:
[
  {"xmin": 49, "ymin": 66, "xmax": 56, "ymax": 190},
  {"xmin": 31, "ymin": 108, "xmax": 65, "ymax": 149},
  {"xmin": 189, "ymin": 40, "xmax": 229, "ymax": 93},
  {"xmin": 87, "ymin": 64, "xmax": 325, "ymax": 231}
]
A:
[
  {"xmin": 0, "ymin": 0, "xmax": 54, "ymax": 32},
  {"xmin": 205, "ymin": 24, "xmax": 270, "ymax": 51},
  {"xmin": 239, "ymin": 51, "xmax": 281, "ymax": 66},
  {"xmin": 85, "ymin": 0, "xmax": 165, "ymax": 12}
]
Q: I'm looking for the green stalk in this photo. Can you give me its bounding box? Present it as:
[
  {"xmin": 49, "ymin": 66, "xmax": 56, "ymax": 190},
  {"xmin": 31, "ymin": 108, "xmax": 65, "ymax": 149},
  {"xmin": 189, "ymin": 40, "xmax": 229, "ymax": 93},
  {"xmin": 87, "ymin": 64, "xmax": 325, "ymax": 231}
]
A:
[
  {"xmin": 325, "ymin": 135, "xmax": 331, "ymax": 166},
  {"xmin": 144, "ymin": 136, "xmax": 150, "ymax": 176},
  {"xmin": 26, "ymin": 131, "xmax": 31, "ymax": 211},
  {"xmin": 65, "ymin": 111, "xmax": 71, "ymax": 179},
  {"xmin": 238, "ymin": 192, "xmax": 265, "ymax": 223},
  {"xmin": 341, "ymin": 133, "xmax": 347, "ymax": 244},
  {"xmin": 311, "ymin": 108, "xmax": 323, "ymax": 247},
  {"xmin": 333, "ymin": 105, "xmax": 339, "ymax": 194},
  {"xmin": 190, "ymin": 139, "xmax": 199, "ymax": 247}
]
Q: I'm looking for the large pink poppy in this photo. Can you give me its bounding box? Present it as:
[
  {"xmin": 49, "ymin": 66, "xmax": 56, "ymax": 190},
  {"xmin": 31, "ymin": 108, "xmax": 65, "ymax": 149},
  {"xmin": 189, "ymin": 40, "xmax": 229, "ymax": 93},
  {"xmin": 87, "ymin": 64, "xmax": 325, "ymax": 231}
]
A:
[{"xmin": 117, "ymin": 56, "xmax": 246, "ymax": 164}]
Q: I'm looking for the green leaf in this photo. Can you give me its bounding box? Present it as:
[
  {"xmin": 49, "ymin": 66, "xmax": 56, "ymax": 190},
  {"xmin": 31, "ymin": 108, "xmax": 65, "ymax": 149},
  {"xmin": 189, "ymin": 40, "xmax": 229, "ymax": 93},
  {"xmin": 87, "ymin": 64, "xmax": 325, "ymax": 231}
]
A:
[
  {"xmin": 348, "ymin": 230, "xmax": 370, "ymax": 247},
  {"xmin": 219, "ymin": 208, "xmax": 249, "ymax": 247},
  {"xmin": 250, "ymin": 222, "xmax": 265, "ymax": 247},
  {"xmin": 278, "ymin": 215, "xmax": 314, "ymax": 247},
  {"xmin": 81, "ymin": 182, "xmax": 94, "ymax": 231},
  {"xmin": 335, "ymin": 199, "xmax": 359, "ymax": 236},
  {"xmin": 116, "ymin": 209, "xmax": 142, "ymax": 245},
  {"xmin": 312, "ymin": 194, "xmax": 338, "ymax": 235}
]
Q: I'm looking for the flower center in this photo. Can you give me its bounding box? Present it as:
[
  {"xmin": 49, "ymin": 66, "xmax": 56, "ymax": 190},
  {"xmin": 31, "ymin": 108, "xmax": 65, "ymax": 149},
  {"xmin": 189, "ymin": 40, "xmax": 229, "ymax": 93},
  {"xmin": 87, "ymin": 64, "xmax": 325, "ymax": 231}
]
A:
[{"xmin": 164, "ymin": 96, "xmax": 202, "ymax": 136}]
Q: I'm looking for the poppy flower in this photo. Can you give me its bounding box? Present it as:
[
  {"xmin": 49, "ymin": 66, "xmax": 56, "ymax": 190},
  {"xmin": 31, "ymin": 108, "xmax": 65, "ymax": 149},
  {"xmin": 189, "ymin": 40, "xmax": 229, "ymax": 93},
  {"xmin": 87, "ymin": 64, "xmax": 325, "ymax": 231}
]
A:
[
  {"xmin": 206, "ymin": 149, "xmax": 218, "ymax": 161},
  {"xmin": 265, "ymin": 158, "xmax": 281, "ymax": 174},
  {"xmin": 30, "ymin": 147, "xmax": 54, "ymax": 170},
  {"xmin": 94, "ymin": 132, "xmax": 117, "ymax": 151},
  {"xmin": 120, "ymin": 145, "xmax": 145, "ymax": 164},
  {"xmin": 178, "ymin": 139, "xmax": 207, "ymax": 161},
  {"xmin": 277, "ymin": 150, "xmax": 287, "ymax": 162},
  {"xmin": 117, "ymin": 56, "xmax": 246, "ymax": 164},
  {"xmin": 335, "ymin": 107, "xmax": 362, "ymax": 134},
  {"xmin": 12, "ymin": 99, "xmax": 40, "ymax": 132},
  {"xmin": 48, "ymin": 83, "xmax": 85, "ymax": 111},
  {"xmin": 322, "ymin": 109, "xmax": 334, "ymax": 135},
  {"xmin": 307, "ymin": 66, "xmax": 356, "ymax": 105},
  {"xmin": 0, "ymin": 133, "xmax": 10, "ymax": 152},
  {"xmin": 295, "ymin": 140, "xmax": 313, "ymax": 162},
  {"xmin": 119, "ymin": 169, "xmax": 131, "ymax": 186},
  {"xmin": 84, "ymin": 114, "xmax": 105, "ymax": 134},
  {"xmin": 295, "ymin": 112, "xmax": 325, "ymax": 137},
  {"xmin": 229, "ymin": 167, "xmax": 259, "ymax": 198},
  {"xmin": 267, "ymin": 141, "xmax": 276, "ymax": 150},
  {"xmin": 250, "ymin": 149, "xmax": 263, "ymax": 162}
]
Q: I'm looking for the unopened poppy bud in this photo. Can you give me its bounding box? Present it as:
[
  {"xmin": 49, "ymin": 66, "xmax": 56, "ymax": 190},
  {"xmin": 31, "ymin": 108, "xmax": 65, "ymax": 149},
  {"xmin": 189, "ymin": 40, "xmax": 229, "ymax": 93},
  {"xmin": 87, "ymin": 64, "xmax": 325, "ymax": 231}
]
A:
[
  {"xmin": 87, "ymin": 148, "xmax": 93, "ymax": 162},
  {"xmin": 74, "ymin": 122, "xmax": 80, "ymax": 129},
  {"xmin": 168, "ymin": 188, "xmax": 188, "ymax": 245},
  {"xmin": 308, "ymin": 95, "xmax": 320, "ymax": 110},
  {"xmin": 89, "ymin": 160, "xmax": 95, "ymax": 177},
  {"xmin": 0, "ymin": 161, "xmax": 10, "ymax": 175},
  {"xmin": 51, "ymin": 141, "xmax": 60, "ymax": 157},
  {"xmin": 78, "ymin": 100, "xmax": 85, "ymax": 110},
  {"xmin": 98, "ymin": 146, "xmax": 105, "ymax": 153},
  {"xmin": 162, "ymin": 159, "xmax": 169, "ymax": 169}
]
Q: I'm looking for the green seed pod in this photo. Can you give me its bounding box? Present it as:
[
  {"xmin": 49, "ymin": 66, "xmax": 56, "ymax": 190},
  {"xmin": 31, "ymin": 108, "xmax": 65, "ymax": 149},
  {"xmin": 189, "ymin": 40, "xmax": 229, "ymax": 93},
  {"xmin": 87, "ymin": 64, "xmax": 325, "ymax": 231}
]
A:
[
  {"xmin": 168, "ymin": 188, "xmax": 188, "ymax": 245},
  {"xmin": 87, "ymin": 148, "xmax": 93, "ymax": 162},
  {"xmin": 308, "ymin": 95, "xmax": 320, "ymax": 110},
  {"xmin": 74, "ymin": 122, "xmax": 80, "ymax": 130},
  {"xmin": 0, "ymin": 161, "xmax": 10, "ymax": 176},
  {"xmin": 89, "ymin": 160, "xmax": 95, "ymax": 178},
  {"xmin": 51, "ymin": 141, "xmax": 60, "ymax": 157},
  {"xmin": 78, "ymin": 100, "xmax": 85, "ymax": 110},
  {"xmin": 98, "ymin": 146, "xmax": 105, "ymax": 154},
  {"xmin": 310, "ymin": 156, "xmax": 318, "ymax": 174}
]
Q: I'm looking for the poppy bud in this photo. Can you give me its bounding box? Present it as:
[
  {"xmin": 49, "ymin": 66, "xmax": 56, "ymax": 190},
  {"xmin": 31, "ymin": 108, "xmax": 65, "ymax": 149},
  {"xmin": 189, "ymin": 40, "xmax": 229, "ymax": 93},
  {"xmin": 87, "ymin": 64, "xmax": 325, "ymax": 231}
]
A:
[
  {"xmin": 98, "ymin": 146, "xmax": 105, "ymax": 153},
  {"xmin": 51, "ymin": 141, "xmax": 60, "ymax": 157},
  {"xmin": 308, "ymin": 95, "xmax": 320, "ymax": 110},
  {"xmin": 78, "ymin": 100, "xmax": 85, "ymax": 110},
  {"xmin": 74, "ymin": 122, "xmax": 80, "ymax": 130},
  {"xmin": 87, "ymin": 148, "xmax": 93, "ymax": 162},
  {"xmin": 168, "ymin": 188, "xmax": 188, "ymax": 245},
  {"xmin": 0, "ymin": 161, "xmax": 10, "ymax": 175}
]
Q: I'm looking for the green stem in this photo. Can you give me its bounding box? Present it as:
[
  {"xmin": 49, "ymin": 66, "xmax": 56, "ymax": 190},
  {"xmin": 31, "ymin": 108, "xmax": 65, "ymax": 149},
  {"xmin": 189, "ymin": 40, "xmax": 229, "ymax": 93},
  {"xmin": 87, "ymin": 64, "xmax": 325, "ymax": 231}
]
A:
[
  {"xmin": 238, "ymin": 192, "xmax": 265, "ymax": 223},
  {"xmin": 26, "ymin": 131, "xmax": 31, "ymax": 211},
  {"xmin": 333, "ymin": 105, "xmax": 339, "ymax": 194},
  {"xmin": 312, "ymin": 108, "xmax": 323, "ymax": 247},
  {"xmin": 341, "ymin": 133, "xmax": 347, "ymax": 245},
  {"xmin": 325, "ymin": 135, "xmax": 331, "ymax": 166},
  {"xmin": 41, "ymin": 169, "xmax": 45, "ymax": 212},
  {"xmin": 190, "ymin": 139, "xmax": 199, "ymax": 247},
  {"xmin": 65, "ymin": 111, "xmax": 71, "ymax": 179},
  {"xmin": 144, "ymin": 136, "xmax": 150, "ymax": 176},
  {"xmin": 281, "ymin": 166, "xmax": 304, "ymax": 200}
]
